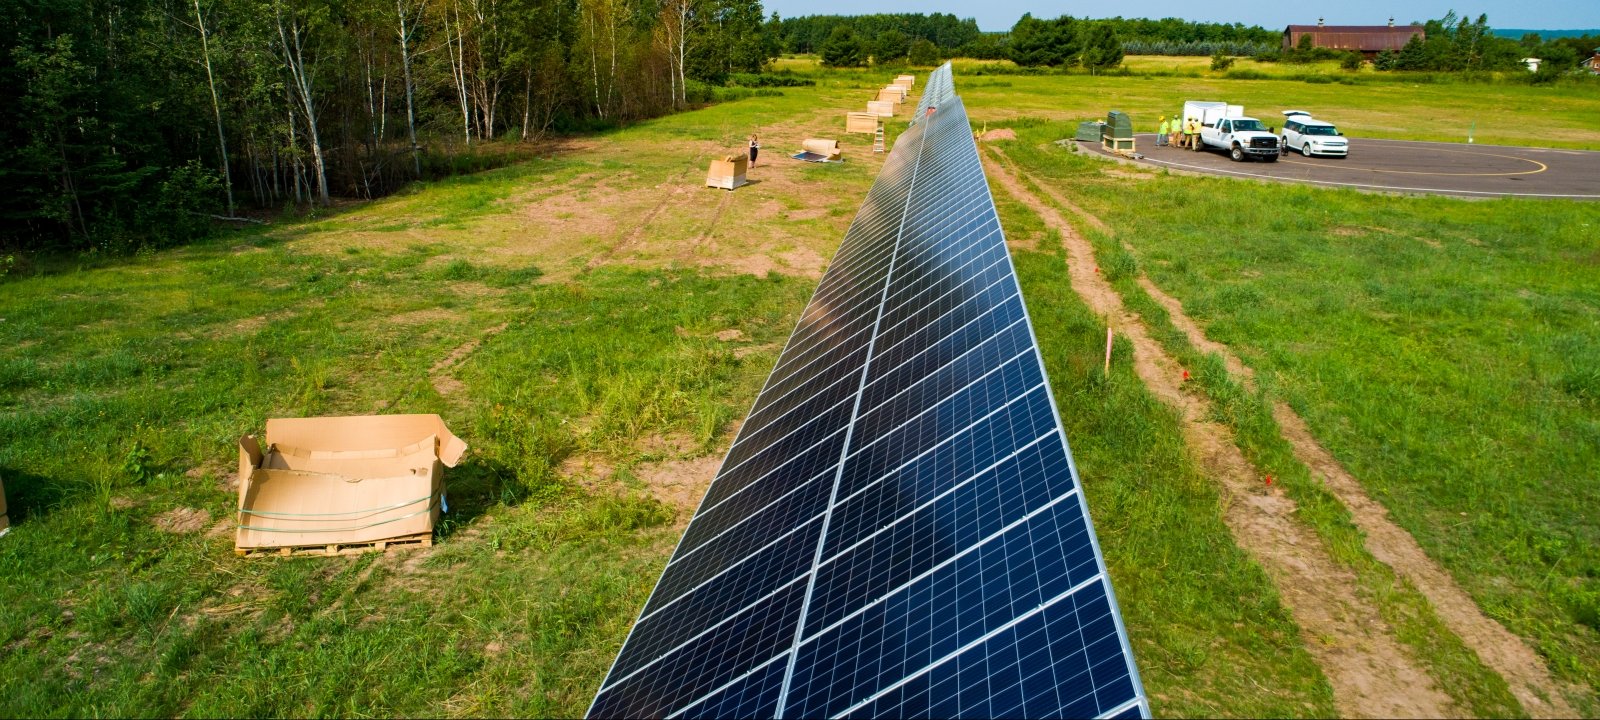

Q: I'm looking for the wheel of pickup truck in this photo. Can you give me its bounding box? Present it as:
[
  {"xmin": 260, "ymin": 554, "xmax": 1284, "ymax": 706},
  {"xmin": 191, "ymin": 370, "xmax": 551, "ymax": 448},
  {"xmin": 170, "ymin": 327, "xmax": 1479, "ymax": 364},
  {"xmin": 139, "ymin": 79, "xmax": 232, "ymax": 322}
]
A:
[{"xmin": 1230, "ymin": 145, "xmax": 1244, "ymax": 162}]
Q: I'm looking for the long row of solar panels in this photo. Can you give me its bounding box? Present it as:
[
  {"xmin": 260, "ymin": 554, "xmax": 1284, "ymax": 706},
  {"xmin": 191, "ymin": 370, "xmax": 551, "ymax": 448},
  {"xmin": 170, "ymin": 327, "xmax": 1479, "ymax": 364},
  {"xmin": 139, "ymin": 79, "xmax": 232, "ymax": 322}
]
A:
[
  {"xmin": 588, "ymin": 64, "xmax": 1148, "ymax": 720},
  {"xmin": 909, "ymin": 62, "xmax": 954, "ymax": 124}
]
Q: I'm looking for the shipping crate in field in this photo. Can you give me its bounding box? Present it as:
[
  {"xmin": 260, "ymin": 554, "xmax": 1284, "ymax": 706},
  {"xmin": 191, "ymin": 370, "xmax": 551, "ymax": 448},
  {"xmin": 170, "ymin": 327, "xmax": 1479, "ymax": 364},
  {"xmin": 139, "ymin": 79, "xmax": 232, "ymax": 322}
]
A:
[
  {"xmin": 876, "ymin": 87, "xmax": 906, "ymax": 103},
  {"xmin": 706, "ymin": 154, "xmax": 749, "ymax": 190},
  {"xmin": 235, "ymin": 414, "xmax": 466, "ymax": 555},
  {"xmin": 867, "ymin": 100, "xmax": 896, "ymax": 117},
  {"xmin": 846, "ymin": 112, "xmax": 881, "ymax": 134},
  {"xmin": 893, "ymin": 74, "xmax": 915, "ymax": 88}
]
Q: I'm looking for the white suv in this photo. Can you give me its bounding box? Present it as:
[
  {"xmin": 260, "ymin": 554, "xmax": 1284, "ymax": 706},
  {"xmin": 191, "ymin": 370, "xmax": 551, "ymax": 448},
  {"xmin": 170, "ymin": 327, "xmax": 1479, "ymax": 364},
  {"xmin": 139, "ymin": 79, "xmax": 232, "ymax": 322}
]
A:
[{"xmin": 1281, "ymin": 111, "xmax": 1349, "ymax": 157}]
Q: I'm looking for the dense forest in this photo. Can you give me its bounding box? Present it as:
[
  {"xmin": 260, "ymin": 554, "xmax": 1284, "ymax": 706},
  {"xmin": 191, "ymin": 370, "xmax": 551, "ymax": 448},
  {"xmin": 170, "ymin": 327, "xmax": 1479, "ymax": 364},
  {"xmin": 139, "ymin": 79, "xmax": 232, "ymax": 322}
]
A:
[
  {"xmin": 4, "ymin": 5, "xmax": 1591, "ymax": 253},
  {"xmin": 1, "ymin": 0, "xmax": 774, "ymax": 251}
]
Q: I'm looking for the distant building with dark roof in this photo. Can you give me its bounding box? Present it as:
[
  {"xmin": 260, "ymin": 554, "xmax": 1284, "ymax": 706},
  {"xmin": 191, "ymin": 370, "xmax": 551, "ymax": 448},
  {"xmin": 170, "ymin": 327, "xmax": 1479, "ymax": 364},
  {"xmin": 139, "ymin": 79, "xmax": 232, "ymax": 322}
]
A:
[{"xmin": 1283, "ymin": 18, "xmax": 1425, "ymax": 57}]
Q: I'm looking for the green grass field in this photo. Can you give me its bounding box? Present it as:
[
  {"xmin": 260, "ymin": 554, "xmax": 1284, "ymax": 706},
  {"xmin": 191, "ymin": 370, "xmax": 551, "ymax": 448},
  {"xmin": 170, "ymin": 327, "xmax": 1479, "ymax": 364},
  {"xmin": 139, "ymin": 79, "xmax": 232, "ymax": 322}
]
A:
[
  {"xmin": 1, "ymin": 58, "xmax": 1597, "ymax": 717},
  {"xmin": 989, "ymin": 122, "xmax": 1600, "ymax": 712}
]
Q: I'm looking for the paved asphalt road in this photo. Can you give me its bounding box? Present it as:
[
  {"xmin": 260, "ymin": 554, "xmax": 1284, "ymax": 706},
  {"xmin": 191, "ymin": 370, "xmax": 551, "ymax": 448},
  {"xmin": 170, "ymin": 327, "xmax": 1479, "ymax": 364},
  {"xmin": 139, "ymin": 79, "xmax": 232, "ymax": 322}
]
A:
[{"xmin": 1078, "ymin": 135, "xmax": 1600, "ymax": 199}]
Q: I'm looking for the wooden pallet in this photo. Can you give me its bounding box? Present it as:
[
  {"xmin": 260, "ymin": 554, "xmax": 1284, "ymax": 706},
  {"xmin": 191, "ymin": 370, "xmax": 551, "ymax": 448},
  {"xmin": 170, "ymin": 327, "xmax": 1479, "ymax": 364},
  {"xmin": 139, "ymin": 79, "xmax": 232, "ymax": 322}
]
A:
[{"xmin": 235, "ymin": 532, "xmax": 433, "ymax": 558}]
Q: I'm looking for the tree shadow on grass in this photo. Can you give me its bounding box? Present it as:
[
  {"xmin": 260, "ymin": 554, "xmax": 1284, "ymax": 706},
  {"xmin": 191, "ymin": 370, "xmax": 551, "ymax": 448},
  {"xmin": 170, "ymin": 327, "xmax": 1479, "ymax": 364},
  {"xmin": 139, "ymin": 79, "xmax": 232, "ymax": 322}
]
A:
[{"xmin": 0, "ymin": 465, "xmax": 73, "ymax": 528}]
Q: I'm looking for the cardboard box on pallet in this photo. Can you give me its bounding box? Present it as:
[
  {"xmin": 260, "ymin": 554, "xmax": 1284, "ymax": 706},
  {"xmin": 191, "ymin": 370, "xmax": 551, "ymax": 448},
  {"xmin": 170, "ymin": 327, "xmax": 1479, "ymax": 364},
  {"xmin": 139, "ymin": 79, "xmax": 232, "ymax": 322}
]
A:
[
  {"xmin": 235, "ymin": 414, "xmax": 466, "ymax": 555},
  {"xmin": 706, "ymin": 154, "xmax": 748, "ymax": 190}
]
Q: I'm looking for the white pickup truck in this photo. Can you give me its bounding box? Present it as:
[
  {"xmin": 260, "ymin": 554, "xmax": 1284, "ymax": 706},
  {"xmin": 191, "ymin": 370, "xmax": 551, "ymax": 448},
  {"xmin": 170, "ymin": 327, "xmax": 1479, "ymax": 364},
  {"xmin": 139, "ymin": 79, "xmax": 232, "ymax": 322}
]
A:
[{"xmin": 1183, "ymin": 100, "xmax": 1280, "ymax": 162}]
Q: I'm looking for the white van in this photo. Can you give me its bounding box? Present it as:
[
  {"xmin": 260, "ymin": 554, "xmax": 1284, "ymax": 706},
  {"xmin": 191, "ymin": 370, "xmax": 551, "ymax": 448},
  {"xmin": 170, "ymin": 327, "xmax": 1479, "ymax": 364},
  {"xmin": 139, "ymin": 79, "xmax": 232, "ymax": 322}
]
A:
[{"xmin": 1281, "ymin": 110, "xmax": 1349, "ymax": 157}]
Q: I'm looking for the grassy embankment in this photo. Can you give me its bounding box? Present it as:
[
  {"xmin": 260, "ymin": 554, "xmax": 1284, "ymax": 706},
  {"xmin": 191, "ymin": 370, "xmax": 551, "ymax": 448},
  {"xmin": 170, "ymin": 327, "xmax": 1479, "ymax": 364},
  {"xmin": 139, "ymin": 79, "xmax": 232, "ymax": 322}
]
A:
[
  {"xmin": 0, "ymin": 69, "xmax": 1338, "ymax": 716},
  {"xmin": 992, "ymin": 115, "xmax": 1600, "ymax": 715}
]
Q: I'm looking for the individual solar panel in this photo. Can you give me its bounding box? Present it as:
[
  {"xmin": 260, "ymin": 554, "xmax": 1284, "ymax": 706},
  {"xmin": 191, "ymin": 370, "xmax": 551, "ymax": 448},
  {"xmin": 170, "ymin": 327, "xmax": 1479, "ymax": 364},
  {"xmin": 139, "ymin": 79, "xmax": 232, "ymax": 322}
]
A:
[
  {"xmin": 909, "ymin": 62, "xmax": 954, "ymax": 125},
  {"xmin": 588, "ymin": 69, "xmax": 1147, "ymax": 720}
]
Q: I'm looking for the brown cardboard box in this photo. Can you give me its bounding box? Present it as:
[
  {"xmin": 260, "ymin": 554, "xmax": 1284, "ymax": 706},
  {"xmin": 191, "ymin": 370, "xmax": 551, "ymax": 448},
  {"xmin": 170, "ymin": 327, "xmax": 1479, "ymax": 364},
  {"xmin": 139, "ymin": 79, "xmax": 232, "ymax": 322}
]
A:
[
  {"xmin": 894, "ymin": 74, "xmax": 915, "ymax": 88},
  {"xmin": 801, "ymin": 138, "xmax": 842, "ymax": 160},
  {"xmin": 235, "ymin": 414, "xmax": 466, "ymax": 553},
  {"xmin": 846, "ymin": 112, "xmax": 880, "ymax": 134},
  {"xmin": 706, "ymin": 154, "xmax": 748, "ymax": 190},
  {"xmin": 866, "ymin": 100, "xmax": 896, "ymax": 117}
]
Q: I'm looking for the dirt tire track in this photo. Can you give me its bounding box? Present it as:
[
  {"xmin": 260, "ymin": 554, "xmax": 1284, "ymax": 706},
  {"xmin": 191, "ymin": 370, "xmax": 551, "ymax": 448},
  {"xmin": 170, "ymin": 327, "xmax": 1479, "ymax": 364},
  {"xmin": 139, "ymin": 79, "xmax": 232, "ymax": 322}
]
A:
[
  {"xmin": 587, "ymin": 156, "xmax": 708, "ymax": 270},
  {"xmin": 430, "ymin": 322, "xmax": 509, "ymax": 398},
  {"xmin": 682, "ymin": 189, "xmax": 734, "ymax": 263},
  {"xmin": 1135, "ymin": 270, "xmax": 1581, "ymax": 719},
  {"xmin": 983, "ymin": 145, "xmax": 1458, "ymax": 719}
]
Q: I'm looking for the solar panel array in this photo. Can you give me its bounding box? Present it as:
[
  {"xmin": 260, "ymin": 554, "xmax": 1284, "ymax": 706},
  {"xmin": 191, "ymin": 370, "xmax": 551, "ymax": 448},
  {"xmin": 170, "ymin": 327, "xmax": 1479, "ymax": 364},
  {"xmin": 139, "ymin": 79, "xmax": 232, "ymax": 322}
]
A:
[
  {"xmin": 588, "ymin": 70, "xmax": 1147, "ymax": 720},
  {"xmin": 909, "ymin": 62, "xmax": 954, "ymax": 124}
]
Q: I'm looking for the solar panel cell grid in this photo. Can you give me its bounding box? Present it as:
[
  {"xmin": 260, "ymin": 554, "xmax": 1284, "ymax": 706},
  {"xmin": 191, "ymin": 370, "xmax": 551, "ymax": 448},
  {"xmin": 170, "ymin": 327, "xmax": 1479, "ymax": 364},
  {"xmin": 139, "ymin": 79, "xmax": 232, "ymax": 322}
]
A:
[{"xmin": 589, "ymin": 64, "xmax": 1145, "ymax": 719}]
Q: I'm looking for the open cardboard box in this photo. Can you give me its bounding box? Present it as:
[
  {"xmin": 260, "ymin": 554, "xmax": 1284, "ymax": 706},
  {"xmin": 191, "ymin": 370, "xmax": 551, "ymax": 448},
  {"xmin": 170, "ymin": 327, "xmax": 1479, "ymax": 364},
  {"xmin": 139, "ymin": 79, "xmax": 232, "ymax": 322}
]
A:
[
  {"xmin": 706, "ymin": 154, "xmax": 748, "ymax": 190},
  {"xmin": 236, "ymin": 414, "xmax": 465, "ymax": 554}
]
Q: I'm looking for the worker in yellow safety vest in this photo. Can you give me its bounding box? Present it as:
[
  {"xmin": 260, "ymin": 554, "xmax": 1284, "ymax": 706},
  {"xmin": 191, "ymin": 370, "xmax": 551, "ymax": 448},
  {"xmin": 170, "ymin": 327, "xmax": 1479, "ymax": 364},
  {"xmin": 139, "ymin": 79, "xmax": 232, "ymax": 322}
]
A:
[
  {"xmin": 1183, "ymin": 117, "xmax": 1200, "ymax": 150},
  {"xmin": 1156, "ymin": 116, "xmax": 1169, "ymax": 146}
]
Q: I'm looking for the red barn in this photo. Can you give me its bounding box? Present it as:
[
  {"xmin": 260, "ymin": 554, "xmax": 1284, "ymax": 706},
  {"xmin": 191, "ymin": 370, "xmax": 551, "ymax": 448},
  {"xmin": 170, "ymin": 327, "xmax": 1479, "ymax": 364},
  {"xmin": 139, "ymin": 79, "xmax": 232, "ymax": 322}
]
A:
[{"xmin": 1283, "ymin": 19, "xmax": 1424, "ymax": 58}]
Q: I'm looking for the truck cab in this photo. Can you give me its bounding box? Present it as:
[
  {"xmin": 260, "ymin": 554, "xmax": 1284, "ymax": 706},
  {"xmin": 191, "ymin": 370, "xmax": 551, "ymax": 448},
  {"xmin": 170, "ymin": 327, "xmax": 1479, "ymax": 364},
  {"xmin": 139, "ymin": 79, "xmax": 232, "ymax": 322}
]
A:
[{"xmin": 1202, "ymin": 116, "xmax": 1280, "ymax": 162}]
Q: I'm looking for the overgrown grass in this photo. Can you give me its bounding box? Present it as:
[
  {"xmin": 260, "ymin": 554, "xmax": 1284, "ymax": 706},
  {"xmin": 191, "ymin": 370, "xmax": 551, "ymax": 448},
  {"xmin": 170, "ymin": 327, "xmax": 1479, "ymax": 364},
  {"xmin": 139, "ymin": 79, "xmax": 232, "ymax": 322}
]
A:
[{"xmin": 994, "ymin": 122, "xmax": 1600, "ymax": 713}]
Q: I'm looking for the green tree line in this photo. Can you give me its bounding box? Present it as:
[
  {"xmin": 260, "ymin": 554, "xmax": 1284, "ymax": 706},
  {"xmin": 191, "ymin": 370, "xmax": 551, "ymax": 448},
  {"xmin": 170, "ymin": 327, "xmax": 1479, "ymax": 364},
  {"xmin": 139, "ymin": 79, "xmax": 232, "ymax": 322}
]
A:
[
  {"xmin": 1, "ymin": 0, "xmax": 773, "ymax": 252},
  {"xmin": 1373, "ymin": 13, "xmax": 1596, "ymax": 79}
]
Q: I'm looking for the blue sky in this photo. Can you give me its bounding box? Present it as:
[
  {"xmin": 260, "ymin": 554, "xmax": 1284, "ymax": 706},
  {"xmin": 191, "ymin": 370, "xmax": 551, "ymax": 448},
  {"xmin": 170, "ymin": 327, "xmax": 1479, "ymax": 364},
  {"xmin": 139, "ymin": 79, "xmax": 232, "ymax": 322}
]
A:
[{"xmin": 762, "ymin": 0, "xmax": 1599, "ymax": 33}]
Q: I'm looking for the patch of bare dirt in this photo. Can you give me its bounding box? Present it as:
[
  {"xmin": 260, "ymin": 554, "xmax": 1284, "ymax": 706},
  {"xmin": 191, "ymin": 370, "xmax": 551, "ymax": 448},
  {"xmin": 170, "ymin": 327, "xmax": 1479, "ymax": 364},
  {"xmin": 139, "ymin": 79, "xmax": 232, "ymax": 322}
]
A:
[
  {"xmin": 713, "ymin": 329, "xmax": 746, "ymax": 342},
  {"xmin": 984, "ymin": 146, "xmax": 1460, "ymax": 719},
  {"xmin": 153, "ymin": 507, "xmax": 212, "ymax": 534},
  {"xmin": 640, "ymin": 431, "xmax": 696, "ymax": 457},
  {"xmin": 734, "ymin": 343, "xmax": 778, "ymax": 360},
  {"xmin": 721, "ymin": 253, "xmax": 780, "ymax": 278},
  {"xmin": 633, "ymin": 455, "xmax": 720, "ymax": 516},
  {"xmin": 786, "ymin": 206, "xmax": 829, "ymax": 221},
  {"xmin": 777, "ymin": 246, "xmax": 829, "ymax": 278},
  {"xmin": 207, "ymin": 516, "xmax": 234, "ymax": 538},
  {"xmin": 751, "ymin": 200, "xmax": 785, "ymax": 221},
  {"xmin": 1135, "ymin": 276, "xmax": 1579, "ymax": 719},
  {"xmin": 978, "ymin": 128, "xmax": 1017, "ymax": 142},
  {"xmin": 559, "ymin": 453, "xmax": 616, "ymax": 494},
  {"xmin": 389, "ymin": 307, "xmax": 460, "ymax": 326}
]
